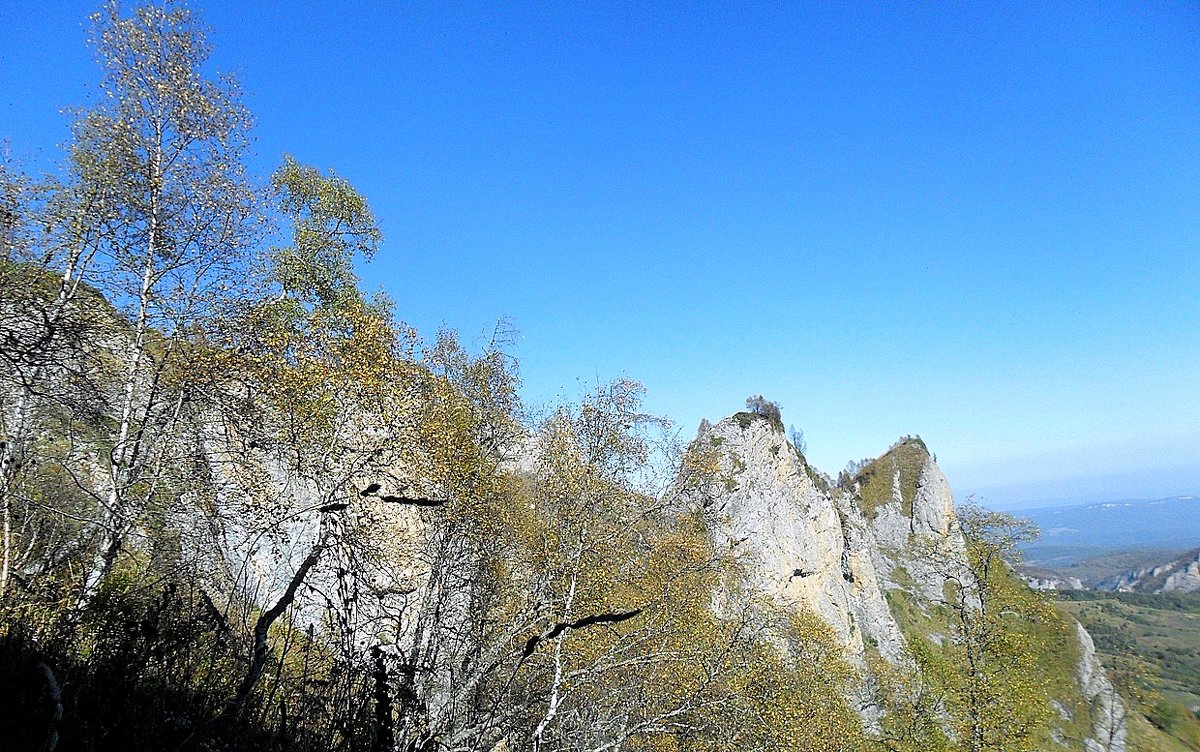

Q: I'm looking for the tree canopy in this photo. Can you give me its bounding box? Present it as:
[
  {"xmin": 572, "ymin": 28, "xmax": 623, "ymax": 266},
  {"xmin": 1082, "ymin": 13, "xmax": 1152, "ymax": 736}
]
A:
[{"xmin": 0, "ymin": 4, "xmax": 1121, "ymax": 752}]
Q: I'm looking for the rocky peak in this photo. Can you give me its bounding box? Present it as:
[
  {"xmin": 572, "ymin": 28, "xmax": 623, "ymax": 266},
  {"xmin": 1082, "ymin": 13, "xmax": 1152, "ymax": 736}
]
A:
[
  {"xmin": 838, "ymin": 437, "xmax": 969, "ymax": 602},
  {"xmin": 852, "ymin": 437, "xmax": 937, "ymax": 521},
  {"xmin": 680, "ymin": 414, "xmax": 909, "ymax": 662},
  {"xmin": 674, "ymin": 413, "xmax": 1127, "ymax": 747}
]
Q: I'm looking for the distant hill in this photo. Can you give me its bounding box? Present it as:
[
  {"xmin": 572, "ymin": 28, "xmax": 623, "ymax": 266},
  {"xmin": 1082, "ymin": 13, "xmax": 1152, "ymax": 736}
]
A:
[{"xmin": 1017, "ymin": 496, "xmax": 1200, "ymax": 571}]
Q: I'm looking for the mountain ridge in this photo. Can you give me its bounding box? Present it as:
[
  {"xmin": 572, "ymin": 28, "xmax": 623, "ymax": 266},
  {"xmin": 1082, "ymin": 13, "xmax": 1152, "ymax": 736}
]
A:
[
  {"xmin": 675, "ymin": 413, "xmax": 1127, "ymax": 749},
  {"xmin": 1095, "ymin": 548, "xmax": 1200, "ymax": 594}
]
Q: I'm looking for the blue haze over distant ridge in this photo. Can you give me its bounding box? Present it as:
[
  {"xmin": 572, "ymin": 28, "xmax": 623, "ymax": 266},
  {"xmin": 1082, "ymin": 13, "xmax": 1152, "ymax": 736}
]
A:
[{"xmin": 1017, "ymin": 496, "xmax": 1200, "ymax": 562}]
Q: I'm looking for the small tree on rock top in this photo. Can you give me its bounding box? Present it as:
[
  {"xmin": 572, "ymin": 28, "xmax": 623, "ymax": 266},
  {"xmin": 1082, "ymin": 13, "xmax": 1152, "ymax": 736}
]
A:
[{"xmin": 744, "ymin": 394, "xmax": 782, "ymax": 429}]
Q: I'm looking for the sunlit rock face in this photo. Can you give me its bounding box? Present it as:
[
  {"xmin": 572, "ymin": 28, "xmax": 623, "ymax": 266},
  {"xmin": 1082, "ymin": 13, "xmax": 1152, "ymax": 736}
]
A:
[
  {"xmin": 1161, "ymin": 552, "xmax": 1200, "ymax": 593},
  {"xmin": 675, "ymin": 414, "xmax": 916, "ymax": 666},
  {"xmin": 674, "ymin": 413, "xmax": 1127, "ymax": 748},
  {"xmin": 1024, "ymin": 573, "xmax": 1085, "ymax": 591},
  {"xmin": 1096, "ymin": 548, "xmax": 1200, "ymax": 594},
  {"xmin": 675, "ymin": 416, "xmax": 979, "ymax": 660},
  {"xmin": 1076, "ymin": 623, "xmax": 1129, "ymax": 751},
  {"xmin": 847, "ymin": 438, "xmax": 971, "ymax": 605}
]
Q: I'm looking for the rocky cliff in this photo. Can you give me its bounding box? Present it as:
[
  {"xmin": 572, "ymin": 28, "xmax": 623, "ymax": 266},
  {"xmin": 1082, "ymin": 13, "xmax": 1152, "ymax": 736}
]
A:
[
  {"xmin": 1095, "ymin": 547, "xmax": 1200, "ymax": 594},
  {"xmin": 675, "ymin": 412, "xmax": 1128, "ymax": 751},
  {"xmin": 675, "ymin": 414, "xmax": 914, "ymax": 664}
]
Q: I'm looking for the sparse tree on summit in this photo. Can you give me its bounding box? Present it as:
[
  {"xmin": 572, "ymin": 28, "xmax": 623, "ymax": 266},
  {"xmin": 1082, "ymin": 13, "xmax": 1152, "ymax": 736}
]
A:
[
  {"xmin": 789, "ymin": 423, "xmax": 807, "ymax": 455},
  {"xmin": 745, "ymin": 394, "xmax": 782, "ymax": 428}
]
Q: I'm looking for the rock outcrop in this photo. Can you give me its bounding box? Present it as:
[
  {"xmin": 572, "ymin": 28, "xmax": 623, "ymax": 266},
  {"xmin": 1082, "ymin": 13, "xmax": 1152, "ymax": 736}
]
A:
[
  {"xmin": 677, "ymin": 414, "xmax": 908, "ymax": 664},
  {"xmin": 675, "ymin": 416, "xmax": 979, "ymax": 666},
  {"xmin": 675, "ymin": 412, "xmax": 1127, "ymax": 750},
  {"xmin": 1077, "ymin": 623, "xmax": 1129, "ymax": 751},
  {"xmin": 1095, "ymin": 547, "xmax": 1200, "ymax": 593},
  {"xmin": 1023, "ymin": 572, "xmax": 1085, "ymax": 591}
]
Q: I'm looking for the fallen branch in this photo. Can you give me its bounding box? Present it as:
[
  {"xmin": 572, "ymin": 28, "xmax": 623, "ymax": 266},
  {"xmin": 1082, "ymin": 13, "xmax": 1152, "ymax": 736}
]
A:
[{"xmin": 523, "ymin": 609, "xmax": 643, "ymax": 658}]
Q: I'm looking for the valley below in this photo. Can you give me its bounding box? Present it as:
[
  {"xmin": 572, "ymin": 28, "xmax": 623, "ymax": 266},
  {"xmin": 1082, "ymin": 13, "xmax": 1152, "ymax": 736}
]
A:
[
  {"xmin": 1057, "ymin": 590, "xmax": 1200, "ymax": 750},
  {"xmin": 1007, "ymin": 497, "xmax": 1200, "ymax": 750}
]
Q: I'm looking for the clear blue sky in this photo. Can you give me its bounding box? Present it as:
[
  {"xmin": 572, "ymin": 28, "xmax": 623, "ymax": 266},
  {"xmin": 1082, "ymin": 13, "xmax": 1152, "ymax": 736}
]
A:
[{"xmin": 2, "ymin": 1, "xmax": 1198, "ymax": 507}]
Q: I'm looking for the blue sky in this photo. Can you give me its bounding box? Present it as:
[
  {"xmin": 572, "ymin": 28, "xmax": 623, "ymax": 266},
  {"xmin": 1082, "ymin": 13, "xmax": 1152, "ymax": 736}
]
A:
[{"xmin": 2, "ymin": 1, "xmax": 1198, "ymax": 507}]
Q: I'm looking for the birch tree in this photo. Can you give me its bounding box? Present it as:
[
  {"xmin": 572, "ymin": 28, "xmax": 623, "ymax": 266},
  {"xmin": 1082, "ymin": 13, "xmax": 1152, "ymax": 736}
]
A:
[
  {"xmin": 200, "ymin": 155, "xmax": 419, "ymax": 731},
  {"xmin": 908, "ymin": 504, "xmax": 1058, "ymax": 752},
  {"xmin": 67, "ymin": 0, "xmax": 258, "ymax": 605}
]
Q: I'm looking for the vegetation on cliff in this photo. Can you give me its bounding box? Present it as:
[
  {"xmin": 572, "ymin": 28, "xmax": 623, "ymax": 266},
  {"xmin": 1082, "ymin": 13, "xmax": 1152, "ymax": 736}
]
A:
[
  {"xmin": 0, "ymin": 3, "xmax": 1147, "ymax": 752},
  {"xmin": 0, "ymin": 5, "xmax": 867, "ymax": 750}
]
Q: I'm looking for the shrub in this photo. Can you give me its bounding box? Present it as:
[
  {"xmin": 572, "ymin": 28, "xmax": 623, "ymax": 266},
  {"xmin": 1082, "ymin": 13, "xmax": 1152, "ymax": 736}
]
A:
[{"xmin": 744, "ymin": 395, "xmax": 782, "ymax": 429}]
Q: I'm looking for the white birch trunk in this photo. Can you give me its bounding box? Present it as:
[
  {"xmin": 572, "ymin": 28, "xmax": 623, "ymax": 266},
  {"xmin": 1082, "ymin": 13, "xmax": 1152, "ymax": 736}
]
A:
[{"xmin": 78, "ymin": 133, "xmax": 163, "ymax": 608}]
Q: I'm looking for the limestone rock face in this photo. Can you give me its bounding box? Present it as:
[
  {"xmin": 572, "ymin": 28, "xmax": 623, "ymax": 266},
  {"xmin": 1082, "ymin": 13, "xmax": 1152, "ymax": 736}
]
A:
[
  {"xmin": 677, "ymin": 413, "xmax": 1128, "ymax": 746},
  {"xmin": 699, "ymin": 416, "xmax": 852, "ymax": 643},
  {"xmin": 1076, "ymin": 623, "xmax": 1129, "ymax": 751},
  {"xmin": 1096, "ymin": 548, "xmax": 1200, "ymax": 594},
  {"xmin": 1024, "ymin": 573, "xmax": 1085, "ymax": 591},
  {"xmin": 679, "ymin": 415, "xmax": 917, "ymax": 662},
  {"xmin": 856, "ymin": 440, "xmax": 972, "ymax": 604},
  {"xmin": 834, "ymin": 498, "xmax": 911, "ymax": 666},
  {"xmin": 1162, "ymin": 551, "xmax": 1200, "ymax": 593},
  {"xmin": 181, "ymin": 409, "xmax": 436, "ymax": 645}
]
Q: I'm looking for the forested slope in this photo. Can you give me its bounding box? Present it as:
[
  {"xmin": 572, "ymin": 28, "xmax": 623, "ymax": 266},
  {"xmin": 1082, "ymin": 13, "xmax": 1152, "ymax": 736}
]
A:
[{"xmin": 0, "ymin": 3, "xmax": 1139, "ymax": 751}]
